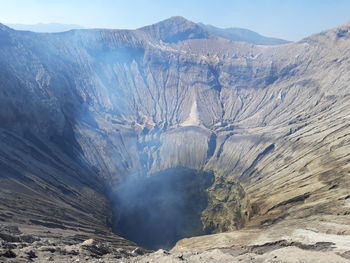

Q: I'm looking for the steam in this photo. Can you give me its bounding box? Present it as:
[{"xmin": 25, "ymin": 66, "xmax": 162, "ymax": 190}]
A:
[{"xmin": 111, "ymin": 168, "xmax": 214, "ymax": 250}]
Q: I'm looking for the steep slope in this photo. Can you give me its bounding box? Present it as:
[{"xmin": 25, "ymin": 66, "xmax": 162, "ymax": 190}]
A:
[
  {"xmin": 0, "ymin": 23, "xmax": 140, "ymax": 254},
  {"xmin": 0, "ymin": 17, "xmax": 350, "ymax": 261}
]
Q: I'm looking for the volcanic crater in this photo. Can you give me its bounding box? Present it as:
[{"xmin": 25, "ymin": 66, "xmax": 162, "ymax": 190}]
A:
[{"xmin": 0, "ymin": 16, "xmax": 350, "ymax": 262}]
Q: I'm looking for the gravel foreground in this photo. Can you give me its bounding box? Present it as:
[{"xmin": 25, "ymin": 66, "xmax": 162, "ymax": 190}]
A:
[{"xmin": 1, "ymin": 224, "xmax": 350, "ymax": 263}]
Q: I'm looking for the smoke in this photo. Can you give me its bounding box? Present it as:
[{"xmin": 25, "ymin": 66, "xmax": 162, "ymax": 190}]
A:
[{"xmin": 111, "ymin": 167, "xmax": 214, "ymax": 250}]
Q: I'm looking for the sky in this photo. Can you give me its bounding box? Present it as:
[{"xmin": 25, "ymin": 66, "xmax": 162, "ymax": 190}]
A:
[{"xmin": 1, "ymin": 0, "xmax": 350, "ymax": 41}]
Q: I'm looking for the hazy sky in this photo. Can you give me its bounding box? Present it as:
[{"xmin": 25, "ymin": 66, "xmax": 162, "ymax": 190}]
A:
[{"xmin": 1, "ymin": 0, "xmax": 350, "ymax": 41}]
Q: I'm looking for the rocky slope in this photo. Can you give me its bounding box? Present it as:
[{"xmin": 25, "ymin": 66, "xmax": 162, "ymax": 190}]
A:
[{"xmin": 0, "ymin": 16, "xmax": 350, "ymax": 262}]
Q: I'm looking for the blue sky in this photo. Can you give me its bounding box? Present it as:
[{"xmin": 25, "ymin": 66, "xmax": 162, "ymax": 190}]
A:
[{"xmin": 1, "ymin": 0, "xmax": 350, "ymax": 41}]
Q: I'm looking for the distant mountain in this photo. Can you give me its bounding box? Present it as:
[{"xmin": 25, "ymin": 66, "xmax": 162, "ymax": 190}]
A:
[
  {"xmin": 5, "ymin": 23, "xmax": 84, "ymax": 32},
  {"xmin": 139, "ymin": 16, "xmax": 211, "ymax": 43},
  {"xmin": 198, "ymin": 23, "xmax": 290, "ymax": 45}
]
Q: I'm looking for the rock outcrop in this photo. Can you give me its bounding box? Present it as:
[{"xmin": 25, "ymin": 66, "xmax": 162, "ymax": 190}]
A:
[{"xmin": 0, "ymin": 16, "xmax": 350, "ymax": 262}]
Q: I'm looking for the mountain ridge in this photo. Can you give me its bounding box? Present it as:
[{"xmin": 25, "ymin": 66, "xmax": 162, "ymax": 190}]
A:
[
  {"xmin": 4, "ymin": 16, "xmax": 290, "ymax": 46},
  {"xmin": 5, "ymin": 22, "xmax": 85, "ymax": 32},
  {"xmin": 198, "ymin": 22, "xmax": 290, "ymax": 45}
]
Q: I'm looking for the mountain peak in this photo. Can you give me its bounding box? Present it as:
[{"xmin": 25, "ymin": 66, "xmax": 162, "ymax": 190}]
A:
[
  {"xmin": 139, "ymin": 16, "xmax": 211, "ymax": 43},
  {"xmin": 166, "ymin": 16, "xmax": 193, "ymax": 24}
]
